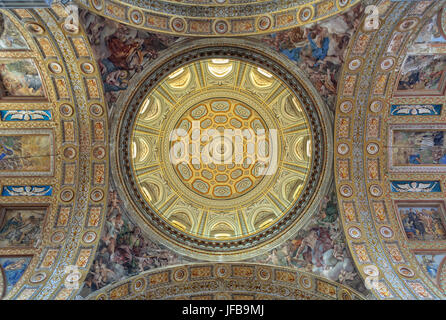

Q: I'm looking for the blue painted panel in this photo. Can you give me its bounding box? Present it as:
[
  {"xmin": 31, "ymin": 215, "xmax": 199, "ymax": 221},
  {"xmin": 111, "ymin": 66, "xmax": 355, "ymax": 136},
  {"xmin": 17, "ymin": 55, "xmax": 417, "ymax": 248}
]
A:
[
  {"xmin": 0, "ymin": 110, "xmax": 52, "ymax": 121},
  {"xmin": 1, "ymin": 186, "xmax": 53, "ymax": 196},
  {"xmin": 390, "ymin": 104, "xmax": 442, "ymax": 116},
  {"xmin": 390, "ymin": 181, "xmax": 441, "ymax": 193}
]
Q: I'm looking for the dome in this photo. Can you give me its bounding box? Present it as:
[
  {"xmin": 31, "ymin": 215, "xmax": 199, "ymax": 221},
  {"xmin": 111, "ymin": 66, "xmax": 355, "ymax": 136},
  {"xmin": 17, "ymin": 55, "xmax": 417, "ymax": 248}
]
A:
[{"xmin": 113, "ymin": 38, "xmax": 333, "ymax": 260}]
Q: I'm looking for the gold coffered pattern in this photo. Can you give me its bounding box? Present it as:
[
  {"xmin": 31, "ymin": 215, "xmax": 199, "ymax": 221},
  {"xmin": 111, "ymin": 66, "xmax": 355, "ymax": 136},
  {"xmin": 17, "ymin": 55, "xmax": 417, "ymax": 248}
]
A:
[{"xmin": 130, "ymin": 58, "xmax": 312, "ymax": 241}]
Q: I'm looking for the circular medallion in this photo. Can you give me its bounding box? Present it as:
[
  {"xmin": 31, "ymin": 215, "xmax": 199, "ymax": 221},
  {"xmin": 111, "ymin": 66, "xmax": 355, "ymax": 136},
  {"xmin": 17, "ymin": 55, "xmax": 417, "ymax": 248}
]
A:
[
  {"xmin": 60, "ymin": 189, "xmax": 74, "ymax": 202},
  {"xmin": 66, "ymin": 271, "xmax": 81, "ymax": 283},
  {"xmin": 339, "ymin": 100, "xmax": 353, "ymax": 113},
  {"xmin": 30, "ymin": 272, "xmax": 47, "ymax": 283},
  {"xmin": 129, "ymin": 9, "xmax": 144, "ymax": 25},
  {"xmin": 215, "ymin": 264, "xmax": 230, "ymax": 278},
  {"xmin": 337, "ymin": 143, "xmax": 349, "ymax": 155},
  {"xmin": 398, "ymin": 266, "xmax": 415, "ymax": 278},
  {"xmin": 133, "ymin": 278, "xmax": 146, "ymax": 292},
  {"xmin": 114, "ymin": 40, "xmax": 332, "ymax": 261},
  {"xmin": 257, "ymin": 267, "xmax": 272, "ymax": 281},
  {"xmin": 257, "ymin": 16, "xmax": 271, "ymax": 31},
  {"xmin": 369, "ymin": 184, "xmax": 382, "ymax": 197},
  {"xmin": 348, "ymin": 226, "xmax": 362, "ymax": 239},
  {"xmin": 48, "ymin": 62, "xmax": 62, "ymax": 74},
  {"xmin": 299, "ymin": 275, "xmax": 312, "ymax": 289},
  {"xmin": 369, "ymin": 100, "xmax": 383, "ymax": 113},
  {"xmin": 379, "ymin": 226, "xmax": 393, "ymax": 239},
  {"xmin": 82, "ymin": 231, "xmax": 97, "ymax": 243},
  {"xmin": 366, "ymin": 143, "xmax": 379, "ymax": 155},
  {"xmin": 379, "ymin": 57, "xmax": 395, "ymax": 71},
  {"xmin": 214, "ymin": 20, "xmax": 229, "ymax": 34},
  {"xmin": 89, "ymin": 104, "xmax": 104, "ymax": 117},
  {"xmin": 51, "ymin": 231, "xmax": 65, "ymax": 243},
  {"xmin": 363, "ymin": 265, "xmax": 379, "ymax": 277},
  {"xmin": 80, "ymin": 62, "xmax": 95, "ymax": 74},
  {"xmin": 63, "ymin": 147, "xmax": 76, "ymax": 159},
  {"xmin": 90, "ymin": 189, "xmax": 104, "ymax": 202},
  {"xmin": 172, "ymin": 267, "xmax": 188, "ymax": 282},
  {"xmin": 26, "ymin": 23, "xmax": 44, "ymax": 34},
  {"xmin": 59, "ymin": 104, "xmax": 74, "ymax": 117},
  {"xmin": 298, "ymin": 7, "xmax": 313, "ymax": 23},
  {"xmin": 397, "ymin": 17, "xmax": 419, "ymax": 32},
  {"xmin": 171, "ymin": 17, "xmax": 186, "ymax": 32},
  {"xmin": 91, "ymin": 0, "xmax": 104, "ymax": 11},
  {"xmin": 348, "ymin": 58, "xmax": 362, "ymax": 71},
  {"xmin": 340, "ymin": 185, "xmax": 353, "ymax": 197},
  {"xmin": 93, "ymin": 146, "xmax": 106, "ymax": 159}
]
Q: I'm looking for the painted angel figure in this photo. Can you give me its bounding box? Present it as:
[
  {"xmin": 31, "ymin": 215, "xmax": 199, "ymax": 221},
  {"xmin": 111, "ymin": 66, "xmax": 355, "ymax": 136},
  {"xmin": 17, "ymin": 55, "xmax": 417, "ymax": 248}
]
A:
[
  {"xmin": 392, "ymin": 181, "xmax": 439, "ymax": 193},
  {"xmin": 391, "ymin": 104, "xmax": 439, "ymax": 116},
  {"xmin": 1, "ymin": 110, "xmax": 50, "ymax": 121}
]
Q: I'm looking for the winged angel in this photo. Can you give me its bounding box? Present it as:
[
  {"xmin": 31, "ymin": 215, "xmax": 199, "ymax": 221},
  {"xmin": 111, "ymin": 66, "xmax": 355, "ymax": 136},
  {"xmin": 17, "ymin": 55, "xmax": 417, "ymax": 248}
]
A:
[
  {"xmin": 5, "ymin": 186, "xmax": 51, "ymax": 196},
  {"xmin": 391, "ymin": 181, "xmax": 439, "ymax": 193},
  {"xmin": 391, "ymin": 105, "xmax": 440, "ymax": 116},
  {"xmin": 1, "ymin": 110, "xmax": 50, "ymax": 121}
]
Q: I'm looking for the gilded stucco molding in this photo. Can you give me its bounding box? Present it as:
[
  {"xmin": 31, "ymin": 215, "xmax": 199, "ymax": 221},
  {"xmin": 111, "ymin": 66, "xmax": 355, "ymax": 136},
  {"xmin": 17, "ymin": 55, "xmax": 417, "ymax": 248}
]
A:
[
  {"xmin": 335, "ymin": 0, "xmax": 446, "ymax": 299},
  {"xmin": 86, "ymin": 262, "xmax": 365, "ymax": 300},
  {"xmin": 76, "ymin": 0, "xmax": 361, "ymax": 37},
  {"xmin": 0, "ymin": 6, "xmax": 108, "ymax": 300}
]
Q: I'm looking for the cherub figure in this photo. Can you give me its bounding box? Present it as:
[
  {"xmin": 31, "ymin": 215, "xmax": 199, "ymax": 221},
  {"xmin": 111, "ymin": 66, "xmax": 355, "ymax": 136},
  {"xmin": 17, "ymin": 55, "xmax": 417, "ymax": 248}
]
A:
[{"xmin": 107, "ymin": 190, "xmax": 122, "ymax": 218}]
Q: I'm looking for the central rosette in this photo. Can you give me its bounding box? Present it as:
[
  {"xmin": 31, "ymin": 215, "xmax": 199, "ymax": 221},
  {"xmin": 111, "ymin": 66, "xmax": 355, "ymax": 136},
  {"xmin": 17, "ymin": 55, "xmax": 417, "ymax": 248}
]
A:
[{"xmin": 170, "ymin": 98, "xmax": 273, "ymax": 200}]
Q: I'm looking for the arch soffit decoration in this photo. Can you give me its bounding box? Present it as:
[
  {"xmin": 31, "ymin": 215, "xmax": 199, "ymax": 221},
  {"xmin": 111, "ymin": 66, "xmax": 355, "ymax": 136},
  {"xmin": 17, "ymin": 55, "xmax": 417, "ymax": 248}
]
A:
[
  {"xmin": 78, "ymin": 0, "xmax": 361, "ymax": 37},
  {"xmin": 335, "ymin": 0, "xmax": 446, "ymax": 299},
  {"xmin": 0, "ymin": 6, "xmax": 108, "ymax": 300},
  {"xmin": 86, "ymin": 262, "xmax": 365, "ymax": 300}
]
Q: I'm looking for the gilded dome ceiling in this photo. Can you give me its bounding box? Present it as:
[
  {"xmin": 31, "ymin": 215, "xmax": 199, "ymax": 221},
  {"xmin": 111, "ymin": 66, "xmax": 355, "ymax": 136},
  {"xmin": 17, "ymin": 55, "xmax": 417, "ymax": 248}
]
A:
[
  {"xmin": 114, "ymin": 39, "xmax": 333, "ymax": 260},
  {"xmin": 0, "ymin": 0, "xmax": 446, "ymax": 302}
]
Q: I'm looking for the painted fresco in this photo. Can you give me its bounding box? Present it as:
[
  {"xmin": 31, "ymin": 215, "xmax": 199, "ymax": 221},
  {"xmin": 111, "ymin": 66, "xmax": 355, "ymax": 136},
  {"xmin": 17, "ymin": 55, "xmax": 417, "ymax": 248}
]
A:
[
  {"xmin": 80, "ymin": 6, "xmax": 364, "ymax": 113},
  {"xmin": 1, "ymin": 186, "xmax": 53, "ymax": 197},
  {"xmin": 80, "ymin": 9, "xmax": 179, "ymax": 108},
  {"xmin": 0, "ymin": 13, "xmax": 28, "ymax": 50},
  {"xmin": 79, "ymin": 179, "xmax": 190, "ymax": 297},
  {"xmin": 0, "ymin": 256, "xmax": 31, "ymax": 296},
  {"xmin": 415, "ymin": 253, "xmax": 446, "ymax": 284},
  {"xmin": 415, "ymin": 13, "xmax": 446, "ymax": 44},
  {"xmin": 0, "ymin": 59, "xmax": 44, "ymax": 98},
  {"xmin": 397, "ymin": 204, "xmax": 446, "ymax": 241},
  {"xmin": 0, "ymin": 208, "xmax": 45, "ymax": 248},
  {"xmin": 258, "ymin": 5, "xmax": 363, "ymax": 110},
  {"xmin": 408, "ymin": 10, "xmax": 446, "ymax": 54},
  {"xmin": 390, "ymin": 104, "xmax": 442, "ymax": 116},
  {"xmin": 251, "ymin": 184, "xmax": 368, "ymax": 295},
  {"xmin": 396, "ymin": 55, "xmax": 446, "ymax": 96},
  {"xmin": 0, "ymin": 134, "xmax": 52, "ymax": 172},
  {"xmin": 392, "ymin": 130, "xmax": 446, "ymax": 166},
  {"xmin": 390, "ymin": 181, "xmax": 442, "ymax": 193}
]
